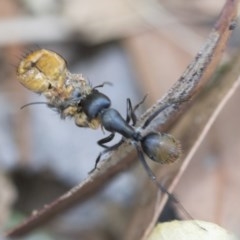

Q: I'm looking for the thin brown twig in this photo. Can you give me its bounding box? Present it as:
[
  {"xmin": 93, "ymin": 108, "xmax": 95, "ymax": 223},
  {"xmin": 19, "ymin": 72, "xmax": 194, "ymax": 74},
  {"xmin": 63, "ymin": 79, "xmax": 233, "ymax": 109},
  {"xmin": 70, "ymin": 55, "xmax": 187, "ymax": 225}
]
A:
[{"xmin": 6, "ymin": 0, "xmax": 238, "ymax": 238}]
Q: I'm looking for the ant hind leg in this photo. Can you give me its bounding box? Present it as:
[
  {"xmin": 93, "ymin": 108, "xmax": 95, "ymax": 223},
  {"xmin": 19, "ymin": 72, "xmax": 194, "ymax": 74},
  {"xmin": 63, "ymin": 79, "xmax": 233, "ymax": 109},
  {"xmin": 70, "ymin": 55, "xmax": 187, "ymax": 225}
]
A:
[{"xmin": 134, "ymin": 142, "xmax": 199, "ymax": 225}]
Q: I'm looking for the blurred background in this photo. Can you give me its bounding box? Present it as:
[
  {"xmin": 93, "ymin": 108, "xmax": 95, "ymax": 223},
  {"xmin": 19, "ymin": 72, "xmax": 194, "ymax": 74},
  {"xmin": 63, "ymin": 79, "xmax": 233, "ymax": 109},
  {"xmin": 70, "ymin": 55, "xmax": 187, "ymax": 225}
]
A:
[{"xmin": 0, "ymin": 0, "xmax": 240, "ymax": 239}]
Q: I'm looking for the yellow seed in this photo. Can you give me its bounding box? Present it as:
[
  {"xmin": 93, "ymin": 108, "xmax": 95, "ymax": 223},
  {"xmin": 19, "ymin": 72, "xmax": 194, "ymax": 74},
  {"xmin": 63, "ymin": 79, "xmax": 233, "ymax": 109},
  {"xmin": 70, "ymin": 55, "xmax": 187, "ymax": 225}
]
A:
[{"xmin": 17, "ymin": 49, "xmax": 67, "ymax": 93}]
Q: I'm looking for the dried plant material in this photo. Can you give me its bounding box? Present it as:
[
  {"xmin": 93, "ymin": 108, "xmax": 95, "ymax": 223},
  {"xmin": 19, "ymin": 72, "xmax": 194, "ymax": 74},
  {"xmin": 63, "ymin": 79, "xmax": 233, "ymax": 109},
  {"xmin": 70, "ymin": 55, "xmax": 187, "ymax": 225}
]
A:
[
  {"xmin": 5, "ymin": 0, "xmax": 238, "ymax": 238},
  {"xmin": 147, "ymin": 221, "xmax": 237, "ymax": 240}
]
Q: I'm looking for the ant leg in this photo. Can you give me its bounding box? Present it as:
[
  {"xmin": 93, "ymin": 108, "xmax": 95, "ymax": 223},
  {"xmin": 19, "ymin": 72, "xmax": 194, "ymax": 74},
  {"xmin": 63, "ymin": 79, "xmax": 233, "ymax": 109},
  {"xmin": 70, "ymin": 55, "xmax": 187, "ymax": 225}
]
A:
[
  {"xmin": 98, "ymin": 133, "xmax": 115, "ymax": 148},
  {"xmin": 142, "ymin": 98, "xmax": 189, "ymax": 129},
  {"xmin": 134, "ymin": 142, "xmax": 197, "ymax": 223},
  {"xmin": 126, "ymin": 95, "xmax": 148, "ymax": 125},
  {"xmin": 89, "ymin": 134, "xmax": 115, "ymax": 173},
  {"xmin": 97, "ymin": 133, "xmax": 124, "ymax": 150},
  {"xmin": 126, "ymin": 98, "xmax": 136, "ymax": 124},
  {"xmin": 89, "ymin": 149, "xmax": 109, "ymax": 174},
  {"xmin": 89, "ymin": 137, "xmax": 124, "ymax": 174},
  {"xmin": 142, "ymin": 102, "xmax": 173, "ymax": 129}
]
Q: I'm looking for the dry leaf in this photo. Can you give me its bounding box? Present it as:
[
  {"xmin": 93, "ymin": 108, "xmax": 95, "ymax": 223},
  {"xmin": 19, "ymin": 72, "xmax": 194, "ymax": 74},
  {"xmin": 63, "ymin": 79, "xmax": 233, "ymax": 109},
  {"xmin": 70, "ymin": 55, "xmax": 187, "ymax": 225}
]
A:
[{"xmin": 147, "ymin": 220, "xmax": 237, "ymax": 240}]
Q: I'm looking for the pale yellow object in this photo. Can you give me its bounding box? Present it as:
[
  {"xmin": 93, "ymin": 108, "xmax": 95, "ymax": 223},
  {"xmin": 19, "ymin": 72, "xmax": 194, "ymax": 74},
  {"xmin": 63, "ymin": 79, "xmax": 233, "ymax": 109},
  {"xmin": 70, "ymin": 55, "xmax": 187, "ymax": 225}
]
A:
[
  {"xmin": 148, "ymin": 220, "xmax": 237, "ymax": 240},
  {"xmin": 17, "ymin": 49, "xmax": 67, "ymax": 92}
]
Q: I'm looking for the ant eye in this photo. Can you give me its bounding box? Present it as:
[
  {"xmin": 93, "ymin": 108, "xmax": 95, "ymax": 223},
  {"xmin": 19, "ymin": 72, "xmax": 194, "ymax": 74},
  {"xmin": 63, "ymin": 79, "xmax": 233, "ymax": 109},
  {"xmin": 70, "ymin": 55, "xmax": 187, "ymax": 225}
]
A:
[{"xmin": 141, "ymin": 132, "xmax": 181, "ymax": 164}]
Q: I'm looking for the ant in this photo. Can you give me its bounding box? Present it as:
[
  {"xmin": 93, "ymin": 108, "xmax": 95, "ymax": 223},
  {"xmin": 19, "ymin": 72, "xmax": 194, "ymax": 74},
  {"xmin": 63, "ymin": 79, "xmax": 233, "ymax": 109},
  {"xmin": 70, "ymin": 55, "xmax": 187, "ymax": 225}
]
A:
[
  {"xmin": 80, "ymin": 88, "xmax": 181, "ymax": 171},
  {"xmin": 17, "ymin": 48, "xmax": 194, "ymax": 221}
]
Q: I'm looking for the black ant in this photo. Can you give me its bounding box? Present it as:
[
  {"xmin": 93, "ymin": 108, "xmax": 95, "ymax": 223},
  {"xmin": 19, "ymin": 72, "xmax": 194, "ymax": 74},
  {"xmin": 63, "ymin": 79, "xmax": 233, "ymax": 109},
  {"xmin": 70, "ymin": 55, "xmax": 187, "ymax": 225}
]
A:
[
  {"xmin": 17, "ymin": 48, "xmax": 196, "ymax": 222},
  {"xmin": 75, "ymin": 86, "xmax": 195, "ymax": 220}
]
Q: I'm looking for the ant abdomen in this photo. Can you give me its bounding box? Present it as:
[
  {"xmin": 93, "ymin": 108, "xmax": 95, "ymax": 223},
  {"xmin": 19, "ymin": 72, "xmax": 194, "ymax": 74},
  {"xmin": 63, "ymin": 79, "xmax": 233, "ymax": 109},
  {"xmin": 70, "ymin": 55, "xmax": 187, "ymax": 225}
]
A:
[{"xmin": 141, "ymin": 132, "xmax": 181, "ymax": 164}]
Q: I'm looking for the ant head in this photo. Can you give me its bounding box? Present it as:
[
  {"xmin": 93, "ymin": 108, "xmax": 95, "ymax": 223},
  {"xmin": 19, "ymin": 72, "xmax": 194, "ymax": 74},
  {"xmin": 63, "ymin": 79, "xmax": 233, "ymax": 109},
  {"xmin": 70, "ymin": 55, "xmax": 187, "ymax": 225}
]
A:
[
  {"xmin": 17, "ymin": 49, "xmax": 67, "ymax": 93},
  {"xmin": 141, "ymin": 132, "xmax": 181, "ymax": 164}
]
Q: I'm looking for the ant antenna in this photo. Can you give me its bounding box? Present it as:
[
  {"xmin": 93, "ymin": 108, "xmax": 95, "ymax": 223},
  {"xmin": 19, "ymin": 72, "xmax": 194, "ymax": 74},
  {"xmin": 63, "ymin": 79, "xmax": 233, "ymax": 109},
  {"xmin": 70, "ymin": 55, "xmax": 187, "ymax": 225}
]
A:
[
  {"xmin": 20, "ymin": 102, "xmax": 49, "ymax": 110},
  {"xmin": 93, "ymin": 81, "xmax": 113, "ymax": 89}
]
